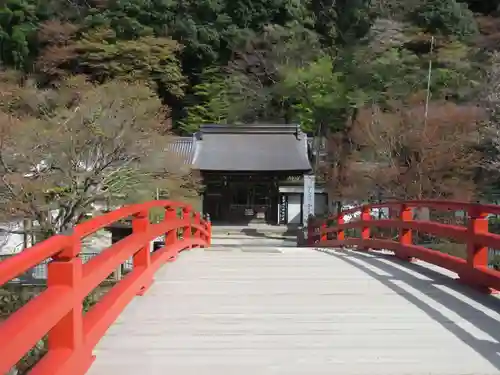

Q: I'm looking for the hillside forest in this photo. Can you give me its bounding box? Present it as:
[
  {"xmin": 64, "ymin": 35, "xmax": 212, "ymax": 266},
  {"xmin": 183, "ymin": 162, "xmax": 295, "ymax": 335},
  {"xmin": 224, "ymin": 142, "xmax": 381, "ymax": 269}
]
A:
[{"xmin": 1, "ymin": 0, "xmax": 500, "ymax": 235}]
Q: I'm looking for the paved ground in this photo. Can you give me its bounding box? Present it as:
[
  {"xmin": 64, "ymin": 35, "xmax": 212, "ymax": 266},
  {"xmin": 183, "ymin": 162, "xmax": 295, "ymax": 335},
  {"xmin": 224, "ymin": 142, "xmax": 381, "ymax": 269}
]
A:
[{"xmin": 88, "ymin": 236, "xmax": 500, "ymax": 375}]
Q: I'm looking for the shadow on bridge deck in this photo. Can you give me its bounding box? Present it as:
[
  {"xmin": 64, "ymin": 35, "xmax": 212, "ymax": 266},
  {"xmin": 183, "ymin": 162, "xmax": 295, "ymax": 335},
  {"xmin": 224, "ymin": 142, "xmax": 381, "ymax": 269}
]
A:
[
  {"xmin": 319, "ymin": 248, "xmax": 500, "ymax": 372},
  {"xmin": 87, "ymin": 247, "xmax": 500, "ymax": 375}
]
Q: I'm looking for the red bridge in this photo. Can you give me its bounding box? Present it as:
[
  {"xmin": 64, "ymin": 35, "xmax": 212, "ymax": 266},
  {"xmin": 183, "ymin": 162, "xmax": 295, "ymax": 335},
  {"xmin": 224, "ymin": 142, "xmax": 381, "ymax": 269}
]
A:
[{"xmin": 1, "ymin": 200, "xmax": 500, "ymax": 374}]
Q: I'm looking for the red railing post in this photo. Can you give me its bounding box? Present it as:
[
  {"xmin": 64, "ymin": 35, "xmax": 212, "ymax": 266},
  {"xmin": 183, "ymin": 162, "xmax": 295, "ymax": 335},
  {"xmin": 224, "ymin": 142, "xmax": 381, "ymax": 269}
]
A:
[
  {"xmin": 459, "ymin": 204, "xmax": 490, "ymax": 291},
  {"xmin": 182, "ymin": 206, "xmax": 192, "ymax": 248},
  {"xmin": 337, "ymin": 214, "xmax": 345, "ymax": 242},
  {"xmin": 205, "ymin": 218, "xmax": 212, "ymax": 246},
  {"xmin": 320, "ymin": 222, "xmax": 327, "ymax": 242},
  {"xmin": 132, "ymin": 210, "xmax": 152, "ymax": 295},
  {"xmin": 359, "ymin": 206, "xmax": 371, "ymax": 251},
  {"xmin": 396, "ymin": 204, "xmax": 413, "ymax": 261},
  {"xmin": 47, "ymin": 235, "xmax": 94, "ymax": 374},
  {"xmin": 165, "ymin": 207, "xmax": 177, "ymax": 246},
  {"xmin": 466, "ymin": 205, "xmax": 489, "ymax": 267}
]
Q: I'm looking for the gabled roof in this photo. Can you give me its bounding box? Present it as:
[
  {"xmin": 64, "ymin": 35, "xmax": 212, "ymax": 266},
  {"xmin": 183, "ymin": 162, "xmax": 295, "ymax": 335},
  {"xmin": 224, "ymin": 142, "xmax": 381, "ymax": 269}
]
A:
[{"xmin": 192, "ymin": 124, "xmax": 312, "ymax": 172}]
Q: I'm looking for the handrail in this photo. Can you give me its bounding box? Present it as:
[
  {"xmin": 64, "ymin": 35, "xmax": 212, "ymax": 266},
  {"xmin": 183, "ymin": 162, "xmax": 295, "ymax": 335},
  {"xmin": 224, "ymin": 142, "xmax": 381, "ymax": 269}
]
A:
[
  {"xmin": 308, "ymin": 200, "xmax": 500, "ymax": 293},
  {"xmin": 0, "ymin": 200, "xmax": 211, "ymax": 375}
]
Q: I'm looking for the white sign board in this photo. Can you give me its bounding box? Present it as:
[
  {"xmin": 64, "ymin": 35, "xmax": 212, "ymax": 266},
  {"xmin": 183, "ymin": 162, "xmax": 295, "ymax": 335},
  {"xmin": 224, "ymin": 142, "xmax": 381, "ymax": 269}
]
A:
[{"xmin": 303, "ymin": 174, "xmax": 315, "ymax": 225}]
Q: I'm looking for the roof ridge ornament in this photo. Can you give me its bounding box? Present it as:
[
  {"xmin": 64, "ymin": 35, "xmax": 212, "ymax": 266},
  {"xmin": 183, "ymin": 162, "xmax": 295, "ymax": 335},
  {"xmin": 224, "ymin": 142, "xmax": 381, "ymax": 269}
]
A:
[{"xmin": 199, "ymin": 123, "xmax": 301, "ymax": 135}]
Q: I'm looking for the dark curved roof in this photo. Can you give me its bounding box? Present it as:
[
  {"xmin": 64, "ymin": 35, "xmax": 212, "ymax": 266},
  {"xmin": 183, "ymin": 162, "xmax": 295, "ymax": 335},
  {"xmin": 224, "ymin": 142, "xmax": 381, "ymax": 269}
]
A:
[{"xmin": 192, "ymin": 124, "xmax": 312, "ymax": 172}]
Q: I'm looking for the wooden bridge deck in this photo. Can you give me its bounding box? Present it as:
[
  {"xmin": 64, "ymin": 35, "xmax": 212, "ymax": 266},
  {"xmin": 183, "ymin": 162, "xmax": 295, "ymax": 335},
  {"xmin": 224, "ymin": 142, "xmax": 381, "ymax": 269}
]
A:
[{"xmin": 88, "ymin": 245, "xmax": 500, "ymax": 375}]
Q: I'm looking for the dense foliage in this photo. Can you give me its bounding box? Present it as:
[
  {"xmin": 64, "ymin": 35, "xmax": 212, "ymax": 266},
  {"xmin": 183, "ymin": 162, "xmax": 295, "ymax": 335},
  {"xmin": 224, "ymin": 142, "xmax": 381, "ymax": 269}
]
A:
[{"xmin": 1, "ymin": 0, "xmax": 500, "ymax": 201}]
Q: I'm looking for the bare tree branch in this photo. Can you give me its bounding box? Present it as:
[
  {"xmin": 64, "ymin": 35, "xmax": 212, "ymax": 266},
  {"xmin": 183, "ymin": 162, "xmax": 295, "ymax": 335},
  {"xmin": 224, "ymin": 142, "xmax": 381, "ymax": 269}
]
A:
[
  {"xmin": 336, "ymin": 100, "xmax": 484, "ymax": 201},
  {"xmin": 0, "ymin": 76, "xmax": 191, "ymax": 240}
]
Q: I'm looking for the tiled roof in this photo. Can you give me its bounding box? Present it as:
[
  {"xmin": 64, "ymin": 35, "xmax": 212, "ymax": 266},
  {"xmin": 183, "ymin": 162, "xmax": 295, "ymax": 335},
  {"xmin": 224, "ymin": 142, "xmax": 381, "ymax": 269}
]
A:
[
  {"xmin": 192, "ymin": 130, "xmax": 312, "ymax": 172},
  {"xmin": 165, "ymin": 137, "xmax": 194, "ymax": 164},
  {"xmin": 167, "ymin": 126, "xmax": 315, "ymax": 172}
]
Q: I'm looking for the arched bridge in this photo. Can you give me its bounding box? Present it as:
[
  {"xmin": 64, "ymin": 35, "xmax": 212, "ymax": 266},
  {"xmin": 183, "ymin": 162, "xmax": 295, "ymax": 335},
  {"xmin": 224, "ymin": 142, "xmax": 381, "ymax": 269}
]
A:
[{"xmin": 1, "ymin": 200, "xmax": 500, "ymax": 375}]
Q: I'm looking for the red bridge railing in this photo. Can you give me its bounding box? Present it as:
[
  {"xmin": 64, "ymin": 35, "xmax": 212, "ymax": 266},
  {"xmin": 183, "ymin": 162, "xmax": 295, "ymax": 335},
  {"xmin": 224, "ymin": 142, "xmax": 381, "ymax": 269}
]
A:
[
  {"xmin": 0, "ymin": 200, "xmax": 211, "ymax": 375},
  {"xmin": 308, "ymin": 200, "xmax": 500, "ymax": 293}
]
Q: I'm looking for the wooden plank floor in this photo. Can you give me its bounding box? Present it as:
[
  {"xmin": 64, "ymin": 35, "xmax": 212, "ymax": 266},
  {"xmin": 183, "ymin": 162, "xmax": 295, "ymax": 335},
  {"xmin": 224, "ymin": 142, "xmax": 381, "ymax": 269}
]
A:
[{"xmin": 87, "ymin": 246, "xmax": 500, "ymax": 375}]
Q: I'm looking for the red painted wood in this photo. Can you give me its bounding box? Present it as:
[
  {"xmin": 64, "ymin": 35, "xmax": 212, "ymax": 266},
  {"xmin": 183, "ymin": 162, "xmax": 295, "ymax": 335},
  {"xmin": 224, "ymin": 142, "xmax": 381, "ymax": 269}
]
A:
[
  {"xmin": 0, "ymin": 236, "xmax": 70, "ymax": 285},
  {"xmin": 397, "ymin": 204, "xmax": 413, "ymax": 261},
  {"xmin": 360, "ymin": 206, "xmax": 371, "ymax": 251},
  {"xmin": 337, "ymin": 214, "xmax": 345, "ymax": 241},
  {"xmin": 320, "ymin": 222, "xmax": 327, "ymax": 242},
  {"xmin": 0, "ymin": 200, "xmax": 211, "ymax": 375},
  {"xmin": 311, "ymin": 200, "xmax": 500, "ymax": 293}
]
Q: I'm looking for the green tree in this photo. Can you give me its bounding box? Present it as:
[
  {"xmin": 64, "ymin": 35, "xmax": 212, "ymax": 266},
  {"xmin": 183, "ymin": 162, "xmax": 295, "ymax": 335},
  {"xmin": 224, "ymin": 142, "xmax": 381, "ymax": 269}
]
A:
[
  {"xmin": 179, "ymin": 69, "xmax": 233, "ymax": 133},
  {"xmin": 410, "ymin": 0, "xmax": 478, "ymax": 37},
  {"xmin": 0, "ymin": 0, "xmax": 45, "ymax": 68},
  {"xmin": 309, "ymin": 0, "xmax": 375, "ymax": 47},
  {"xmin": 75, "ymin": 29, "xmax": 185, "ymax": 97},
  {"xmin": 181, "ymin": 23, "xmax": 323, "ymax": 132},
  {"xmin": 80, "ymin": 0, "xmax": 311, "ymax": 128},
  {"xmin": 281, "ymin": 55, "xmax": 346, "ymax": 133},
  {"xmin": 36, "ymin": 26, "xmax": 185, "ymax": 100}
]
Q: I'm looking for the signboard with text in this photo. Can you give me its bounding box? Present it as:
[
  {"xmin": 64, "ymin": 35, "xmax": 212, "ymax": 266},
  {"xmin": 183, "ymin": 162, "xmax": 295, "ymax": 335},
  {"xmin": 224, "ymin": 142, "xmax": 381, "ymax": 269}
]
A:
[
  {"xmin": 303, "ymin": 174, "xmax": 315, "ymax": 225},
  {"xmin": 279, "ymin": 194, "xmax": 288, "ymax": 224}
]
